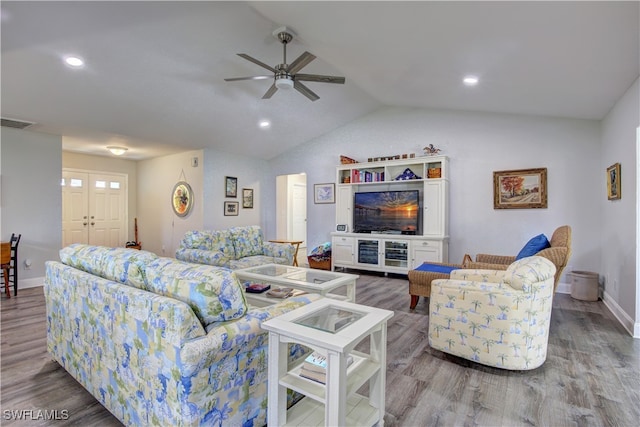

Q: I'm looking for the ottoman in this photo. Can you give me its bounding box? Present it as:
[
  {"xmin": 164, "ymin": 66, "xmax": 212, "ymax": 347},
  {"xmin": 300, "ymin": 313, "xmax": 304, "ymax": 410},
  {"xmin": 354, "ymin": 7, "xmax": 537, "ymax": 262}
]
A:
[{"xmin": 408, "ymin": 262, "xmax": 462, "ymax": 309}]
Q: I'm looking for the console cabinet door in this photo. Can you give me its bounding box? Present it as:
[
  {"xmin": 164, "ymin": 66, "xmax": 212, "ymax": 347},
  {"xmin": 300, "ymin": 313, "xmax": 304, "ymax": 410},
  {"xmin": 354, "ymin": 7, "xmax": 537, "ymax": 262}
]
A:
[
  {"xmin": 336, "ymin": 186, "xmax": 353, "ymax": 231},
  {"xmin": 410, "ymin": 240, "xmax": 442, "ymax": 269},
  {"xmin": 332, "ymin": 236, "xmax": 355, "ymax": 269},
  {"xmin": 423, "ymin": 181, "xmax": 444, "ymax": 236}
]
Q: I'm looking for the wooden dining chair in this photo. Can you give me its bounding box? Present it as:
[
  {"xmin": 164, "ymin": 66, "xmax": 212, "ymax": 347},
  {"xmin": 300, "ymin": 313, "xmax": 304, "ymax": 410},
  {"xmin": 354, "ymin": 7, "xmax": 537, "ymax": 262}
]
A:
[
  {"xmin": 1, "ymin": 242, "xmax": 10, "ymax": 298},
  {"xmin": 1, "ymin": 234, "xmax": 21, "ymax": 298}
]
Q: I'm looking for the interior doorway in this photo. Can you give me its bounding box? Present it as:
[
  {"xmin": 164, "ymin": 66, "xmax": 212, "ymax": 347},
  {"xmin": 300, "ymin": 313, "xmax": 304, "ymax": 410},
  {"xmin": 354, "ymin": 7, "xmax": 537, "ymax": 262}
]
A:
[
  {"xmin": 276, "ymin": 173, "xmax": 307, "ymax": 266},
  {"xmin": 62, "ymin": 169, "xmax": 128, "ymax": 248}
]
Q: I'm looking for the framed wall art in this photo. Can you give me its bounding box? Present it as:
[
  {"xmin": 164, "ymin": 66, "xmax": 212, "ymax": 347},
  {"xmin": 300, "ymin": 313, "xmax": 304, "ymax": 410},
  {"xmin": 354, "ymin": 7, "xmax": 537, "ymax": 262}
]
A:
[
  {"xmin": 242, "ymin": 188, "xmax": 254, "ymax": 208},
  {"xmin": 171, "ymin": 181, "xmax": 194, "ymax": 217},
  {"xmin": 606, "ymin": 163, "xmax": 621, "ymax": 200},
  {"xmin": 225, "ymin": 176, "xmax": 238, "ymax": 197},
  {"xmin": 314, "ymin": 183, "xmax": 335, "ymax": 204},
  {"xmin": 493, "ymin": 168, "xmax": 547, "ymax": 209},
  {"xmin": 224, "ymin": 201, "xmax": 239, "ymax": 216}
]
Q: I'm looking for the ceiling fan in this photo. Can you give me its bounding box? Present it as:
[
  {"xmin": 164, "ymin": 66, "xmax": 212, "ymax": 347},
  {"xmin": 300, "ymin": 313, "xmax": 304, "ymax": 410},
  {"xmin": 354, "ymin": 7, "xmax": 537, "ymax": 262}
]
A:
[{"xmin": 224, "ymin": 27, "xmax": 345, "ymax": 101}]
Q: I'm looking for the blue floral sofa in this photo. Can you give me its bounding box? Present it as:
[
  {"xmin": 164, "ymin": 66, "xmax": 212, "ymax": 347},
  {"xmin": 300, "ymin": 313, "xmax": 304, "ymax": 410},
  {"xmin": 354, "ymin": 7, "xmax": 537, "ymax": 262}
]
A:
[
  {"xmin": 175, "ymin": 226, "xmax": 294, "ymax": 269},
  {"xmin": 44, "ymin": 244, "xmax": 319, "ymax": 426},
  {"xmin": 428, "ymin": 256, "xmax": 556, "ymax": 370}
]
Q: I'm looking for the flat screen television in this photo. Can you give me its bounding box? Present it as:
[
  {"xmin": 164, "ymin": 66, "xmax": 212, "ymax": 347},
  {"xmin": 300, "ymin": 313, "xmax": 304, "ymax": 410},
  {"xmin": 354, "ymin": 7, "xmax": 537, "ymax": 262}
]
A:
[{"xmin": 353, "ymin": 190, "xmax": 420, "ymax": 234}]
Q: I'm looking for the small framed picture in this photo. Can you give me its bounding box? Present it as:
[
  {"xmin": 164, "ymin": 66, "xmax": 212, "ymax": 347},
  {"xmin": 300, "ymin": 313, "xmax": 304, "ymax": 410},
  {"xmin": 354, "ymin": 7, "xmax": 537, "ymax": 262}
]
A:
[
  {"xmin": 225, "ymin": 176, "xmax": 238, "ymax": 198},
  {"xmin": 314, "ymin": 183, "xmax": 335, "ymax": 204},
  {"xmin": 242, "ymin": 188, "xmax": 254, "ymax": 208},
  {"xmin": 224, "ymin": 201, "xmax": 239, "ymax": 216},
  {"xmin": 607, "ymin": 163, "xmax": 621, "ymax": 200}
]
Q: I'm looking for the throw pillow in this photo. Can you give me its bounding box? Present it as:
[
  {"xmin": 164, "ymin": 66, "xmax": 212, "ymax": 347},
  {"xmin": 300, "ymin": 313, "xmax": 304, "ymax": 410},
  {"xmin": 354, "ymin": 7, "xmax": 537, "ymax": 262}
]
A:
[
  {"xmin": 145, "ymin": 258, "xmax": 247, "ymax": 327},
  {"xmin": 515, "ymin": 234, "xmax": 550, "ymax": 260}
]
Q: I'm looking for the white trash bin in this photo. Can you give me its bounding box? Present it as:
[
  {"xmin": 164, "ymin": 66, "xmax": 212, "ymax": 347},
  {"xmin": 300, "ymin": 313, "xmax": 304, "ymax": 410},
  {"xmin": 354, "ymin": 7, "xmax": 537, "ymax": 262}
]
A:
[{"xmin": 570, "ymin": 271, "xmax": 599, "ymax": 301}]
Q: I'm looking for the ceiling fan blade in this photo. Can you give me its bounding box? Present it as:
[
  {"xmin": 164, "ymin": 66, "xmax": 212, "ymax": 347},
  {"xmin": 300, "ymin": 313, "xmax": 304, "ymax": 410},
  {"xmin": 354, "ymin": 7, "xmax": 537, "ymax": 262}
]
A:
[
  {"xmin": 224, "ymin": 76, "xmax": 272, "ymax": 82},
  {"xmin": 295, "ymin": 74, "xmax": 345, "ymax": 84},
  {"xmin": 287, "ymin": 51, "xmax": 316, "ymax": 74},
  {"xmin": 237, "ymin": 54, "xmax": 276, "ymax": 73},
  {"xmin": 262, "ymin": 83, "xmax": 278, "ymax": 99},
  {"xmin": 294, "ymin": 81, "xmax": 320, "ymax": 102}
]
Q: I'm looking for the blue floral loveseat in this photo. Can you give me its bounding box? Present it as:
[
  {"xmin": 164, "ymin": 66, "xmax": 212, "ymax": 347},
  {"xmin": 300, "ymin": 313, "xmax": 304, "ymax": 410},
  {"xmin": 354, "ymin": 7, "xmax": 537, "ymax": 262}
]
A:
[
  {"xmin": 175, "ymin": 226, "xmax": 294, "ymax": 269},
  {"xmin": 44, "ymin": 244, "xmax": 319, "ymax": 426}
]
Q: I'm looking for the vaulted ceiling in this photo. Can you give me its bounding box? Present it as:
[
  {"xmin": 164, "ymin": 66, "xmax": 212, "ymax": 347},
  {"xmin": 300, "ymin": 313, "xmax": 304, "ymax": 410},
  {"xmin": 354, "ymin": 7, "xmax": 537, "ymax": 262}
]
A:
[{"xmin": 1, "ymin": 1, "xmax": 638, "ymax": 160}]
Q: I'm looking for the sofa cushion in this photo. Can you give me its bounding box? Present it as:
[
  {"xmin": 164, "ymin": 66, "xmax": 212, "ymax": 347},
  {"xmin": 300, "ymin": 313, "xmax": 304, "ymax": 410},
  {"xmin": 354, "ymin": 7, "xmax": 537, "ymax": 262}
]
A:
[
  {"xmin": 515, "ymin": 234, "xmax": 550, "ymax": 260},
  {"xmin": 59, "ymin": 244, "xmax": 158, "ymax": 290},
  {"xmin": 210, "ymin": 229, "xmax": 236, "ymax": 259},
  {"xmin": 503, "ymin": 256, "xmax": 556, "ymax": 291},
  {"xmin": 145, "ymin": 258, "xmax": 247, "ymax": 327},
  {"xmin": 180, "ymin": 230, "xmax": 214, "ymax": 250},
  {"xmin": 230, "ymin": 226, "xmax": 264, "ymax": 259}
]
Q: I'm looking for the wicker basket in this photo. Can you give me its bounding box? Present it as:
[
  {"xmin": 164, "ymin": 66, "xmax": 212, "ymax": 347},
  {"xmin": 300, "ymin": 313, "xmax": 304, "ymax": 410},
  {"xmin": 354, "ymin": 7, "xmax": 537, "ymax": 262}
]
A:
[{"xmin": 308, "ymin": 256, "xmax": 331, "ymax": 270}]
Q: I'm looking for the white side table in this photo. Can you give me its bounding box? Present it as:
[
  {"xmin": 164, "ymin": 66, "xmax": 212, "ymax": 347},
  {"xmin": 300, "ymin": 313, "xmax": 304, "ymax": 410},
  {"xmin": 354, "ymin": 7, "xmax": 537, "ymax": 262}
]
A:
[{"xmin": 261, "ymin": 298, "xmax": 394, "ymax": 426}]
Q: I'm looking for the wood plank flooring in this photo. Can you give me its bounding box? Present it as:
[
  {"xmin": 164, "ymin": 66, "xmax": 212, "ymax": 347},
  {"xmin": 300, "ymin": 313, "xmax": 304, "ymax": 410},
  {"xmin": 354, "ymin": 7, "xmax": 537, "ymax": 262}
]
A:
[{"xmin": 1, "ymin": 273, "xmax": 638, "ymax": 426}]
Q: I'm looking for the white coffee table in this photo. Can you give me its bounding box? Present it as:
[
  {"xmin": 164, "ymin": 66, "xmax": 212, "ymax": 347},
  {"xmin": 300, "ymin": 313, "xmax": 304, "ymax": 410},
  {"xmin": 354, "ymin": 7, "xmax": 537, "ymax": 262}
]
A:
[
  {"xmin": 235, "ymin": 264, "xmax": 359, "ymax": 305},
  {"xmin": 261, "ymin": 298, "xmax": 393, "ymax": 427}
]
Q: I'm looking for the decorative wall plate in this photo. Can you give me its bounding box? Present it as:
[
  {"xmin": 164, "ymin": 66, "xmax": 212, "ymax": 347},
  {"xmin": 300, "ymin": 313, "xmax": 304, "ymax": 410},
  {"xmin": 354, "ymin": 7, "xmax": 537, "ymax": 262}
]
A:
[{"xmin": 172, "ymin": 181, "xmax": 193, "ymax": 217}]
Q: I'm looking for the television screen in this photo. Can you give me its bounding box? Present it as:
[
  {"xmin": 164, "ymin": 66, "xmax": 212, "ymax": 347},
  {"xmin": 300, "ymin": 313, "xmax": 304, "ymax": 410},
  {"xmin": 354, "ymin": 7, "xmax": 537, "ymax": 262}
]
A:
[{"xmin": 353, "ymin": 190, "xmax": 420, "ymax": 234}]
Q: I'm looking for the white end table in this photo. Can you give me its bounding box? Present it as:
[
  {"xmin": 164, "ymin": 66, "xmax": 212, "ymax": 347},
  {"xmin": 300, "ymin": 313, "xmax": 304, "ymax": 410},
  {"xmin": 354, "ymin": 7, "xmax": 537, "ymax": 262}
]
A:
[{"xmin": 261, "ymin": 298, "xmax": 393, "ymax": 426}]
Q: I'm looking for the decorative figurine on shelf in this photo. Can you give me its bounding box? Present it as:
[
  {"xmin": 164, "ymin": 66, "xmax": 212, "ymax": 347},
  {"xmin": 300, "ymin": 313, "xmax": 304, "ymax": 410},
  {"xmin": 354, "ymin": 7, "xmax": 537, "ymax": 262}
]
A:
[{"xmin": 423, "ymin": 144, "xmax": 442, "ymax": 156}]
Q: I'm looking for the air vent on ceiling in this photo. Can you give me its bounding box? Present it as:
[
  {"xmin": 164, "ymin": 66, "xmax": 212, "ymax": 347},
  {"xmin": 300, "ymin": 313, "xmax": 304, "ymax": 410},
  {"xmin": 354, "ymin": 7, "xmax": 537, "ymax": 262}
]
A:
[{"xmin": 1, "ymin": 118, "xmax": 35, "ymax": 129}]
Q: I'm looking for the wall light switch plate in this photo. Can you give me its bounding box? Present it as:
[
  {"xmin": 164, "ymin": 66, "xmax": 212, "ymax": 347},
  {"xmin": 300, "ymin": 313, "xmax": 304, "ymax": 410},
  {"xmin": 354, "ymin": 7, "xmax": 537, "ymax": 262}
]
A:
[{"xmin": 191, "ymin": 157, "xmax": 199, "ymax": 167}]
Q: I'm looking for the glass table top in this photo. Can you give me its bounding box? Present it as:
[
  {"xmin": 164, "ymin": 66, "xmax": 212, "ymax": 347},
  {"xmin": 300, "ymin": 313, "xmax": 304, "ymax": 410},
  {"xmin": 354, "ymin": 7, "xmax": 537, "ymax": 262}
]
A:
[
  {"xmin": 294, "ymin": 305, "xmax": 365, "ymax": 334},
  {"xmin": 244, "ymin": 265, "xmax": 300, "ymax": 277}
]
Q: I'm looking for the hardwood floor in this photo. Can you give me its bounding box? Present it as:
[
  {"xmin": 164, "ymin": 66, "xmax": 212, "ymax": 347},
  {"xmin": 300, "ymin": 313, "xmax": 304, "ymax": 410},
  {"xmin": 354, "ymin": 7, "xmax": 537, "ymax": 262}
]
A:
[{"xmin": 1, "ymin": 273, "xmax": 638, "ymax": 426}]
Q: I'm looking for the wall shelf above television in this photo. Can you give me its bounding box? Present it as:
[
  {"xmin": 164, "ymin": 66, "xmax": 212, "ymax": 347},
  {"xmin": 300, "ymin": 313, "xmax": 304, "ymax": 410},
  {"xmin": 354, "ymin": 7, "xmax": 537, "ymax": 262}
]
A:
[
  {"xmin": 333, "ymin": 156, "xmax": 449, "ymax": 274},
  {"xmin": 337, "ymin": 156, "xmax": 447, "ymax": 185}
]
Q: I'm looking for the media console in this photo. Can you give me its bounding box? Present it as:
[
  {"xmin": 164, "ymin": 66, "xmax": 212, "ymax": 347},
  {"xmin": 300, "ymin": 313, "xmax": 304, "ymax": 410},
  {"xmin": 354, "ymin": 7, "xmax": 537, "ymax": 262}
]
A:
[{"xmin": 332, "ymin": 156, "xmax": 449, "ymax": 275}]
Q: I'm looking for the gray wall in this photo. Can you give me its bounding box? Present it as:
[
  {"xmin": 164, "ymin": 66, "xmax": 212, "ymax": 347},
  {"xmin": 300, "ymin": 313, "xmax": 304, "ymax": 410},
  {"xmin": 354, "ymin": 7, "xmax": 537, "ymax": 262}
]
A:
[
  {"xmin": 1, "ymin": 127, "xmax": 62, "ymax": 285},
  {"xmin": 269, "ymin": 107, "xmax": 601, "ymax": 280}
]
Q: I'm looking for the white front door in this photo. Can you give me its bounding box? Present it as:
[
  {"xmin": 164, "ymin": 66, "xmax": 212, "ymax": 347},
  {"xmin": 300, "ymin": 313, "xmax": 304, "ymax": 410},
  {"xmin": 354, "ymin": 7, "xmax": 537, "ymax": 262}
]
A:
[
  {"xmin": 89, "ymin": 173, "xmax": 126, "ymax": 247},
  {"xmin": 62, "ymin": 171, "xmax": 89, "ymax": 246},
  {"xmin": 62, "ymin": 169, "xmax": 128, "ymax": 248}
]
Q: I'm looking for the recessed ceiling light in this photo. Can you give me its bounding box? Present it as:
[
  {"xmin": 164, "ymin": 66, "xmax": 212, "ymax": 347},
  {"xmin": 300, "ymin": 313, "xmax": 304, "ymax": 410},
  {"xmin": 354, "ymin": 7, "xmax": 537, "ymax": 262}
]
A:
[
  {"xmin": 259, "ymin": 120, "xmax": 271, "ymax": 128},
  {"xmin": 64, "ymin": 56, "xmax": 84, "ymax": 68},
  {"xmin": 463, "ymin": 75, "xmax": 479, "ymax": 86}
]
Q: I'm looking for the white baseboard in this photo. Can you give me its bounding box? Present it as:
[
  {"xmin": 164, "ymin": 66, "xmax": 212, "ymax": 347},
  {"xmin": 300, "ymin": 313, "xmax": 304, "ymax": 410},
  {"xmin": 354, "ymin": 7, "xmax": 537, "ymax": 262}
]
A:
[
  {"xmin": 554, "ymin": 281, "xmax": 637, "ymax": 339},
  {"xmin": 19, "ymin": 277, "xmax": 44, "ymax": 289},
  {"xmin": 556, "ymin": 280, "xmax": 571, "ymax": 294},
  {"xmin": 602, "ymin": 289, "xmax": 639, "ymax": 338}
]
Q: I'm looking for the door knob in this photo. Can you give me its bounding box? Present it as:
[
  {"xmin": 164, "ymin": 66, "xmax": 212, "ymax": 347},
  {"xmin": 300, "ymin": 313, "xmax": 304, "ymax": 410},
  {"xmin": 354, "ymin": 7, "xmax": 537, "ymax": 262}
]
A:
[
  {"xmin": 83, "ymin": 222, "xmax": 87, "ymax": 226},
  {"xmin": 91, "ymin": 222, "xmax": 95, "ymax": 226}
]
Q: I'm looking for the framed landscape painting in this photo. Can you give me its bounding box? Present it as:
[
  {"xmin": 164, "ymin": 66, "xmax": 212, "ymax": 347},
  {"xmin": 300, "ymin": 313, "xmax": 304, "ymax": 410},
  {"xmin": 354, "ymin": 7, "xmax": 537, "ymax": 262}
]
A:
[{"xmin": 493, "ymin": 168, "xmax": 547, "ymax": 209}]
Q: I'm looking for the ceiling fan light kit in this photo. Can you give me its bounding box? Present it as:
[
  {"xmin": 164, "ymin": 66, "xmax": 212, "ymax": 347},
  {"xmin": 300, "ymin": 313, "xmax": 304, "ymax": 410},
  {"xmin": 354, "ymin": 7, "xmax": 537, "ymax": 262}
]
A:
[{"xmin": 225, "ymin": 26, "xmax": 345, "ymax": 101}]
